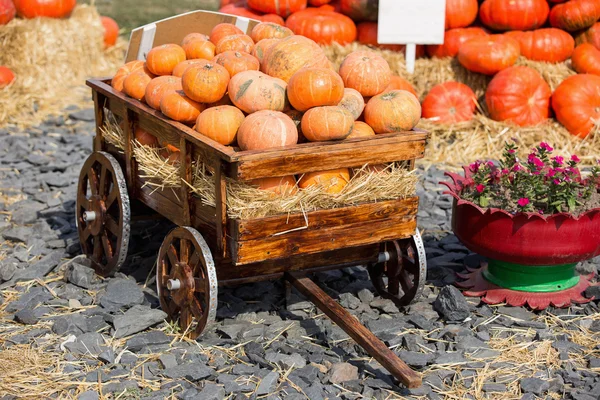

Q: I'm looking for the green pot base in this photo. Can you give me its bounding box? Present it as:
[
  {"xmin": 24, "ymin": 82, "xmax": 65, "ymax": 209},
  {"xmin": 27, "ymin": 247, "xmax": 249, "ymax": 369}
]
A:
[{"xmin": 482, "ymin": 259, "xmax": 579, "ymax": 293}]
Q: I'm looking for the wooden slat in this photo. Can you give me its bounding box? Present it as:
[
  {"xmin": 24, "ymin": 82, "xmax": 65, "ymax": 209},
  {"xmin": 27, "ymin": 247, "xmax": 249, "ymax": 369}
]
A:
[
  {"xmin": 92, "ymin": 91, "xmax": 105, "ymax": 152},
  {"xmin": 135, "ymin": 181, "xmax": 184, "ymax": 226},
  {"xmin": 123, "ymin": 110, "xmax": 137, "ymax": 197},
  {"xmin": 233, "ymin": 215, "xmax": 417, "ymax": 265},
  {"xmin": 231, "ymin": 137, "xmax": 427, "ymax": 180},
  {"xmin": 180, "ymin": 138, "xmax": 192, "ymax": 226},
  {"xmin": 231, "ymin": 197, "xmax": 418, "ymax": 241},
  {"xmin": 214, "ymin": 164, "xmax": 228, "ymax": 258},
  {"xmin": 286, "ymin": 271, "xmax": 422, "ymax": 388}
]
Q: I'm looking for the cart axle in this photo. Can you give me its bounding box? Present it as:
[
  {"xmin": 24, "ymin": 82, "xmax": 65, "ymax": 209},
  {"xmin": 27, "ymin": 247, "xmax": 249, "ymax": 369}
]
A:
[
  {"xmin": 167, "ymin": 279, "xmax": 181, "ymax": 290},
  {"xmin": 82, "ymin": 211, "xmax": 97, "ymax": 222},
  {"xmin": 377, "ymin": 251, "xmax": 391, "ymax": 264}
]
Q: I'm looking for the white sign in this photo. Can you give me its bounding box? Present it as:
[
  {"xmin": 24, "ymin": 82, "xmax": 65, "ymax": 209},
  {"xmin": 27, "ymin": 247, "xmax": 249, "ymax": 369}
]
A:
[{"xmin": 377, "ymin": 0, "xmax": 446, "ymax": 73}]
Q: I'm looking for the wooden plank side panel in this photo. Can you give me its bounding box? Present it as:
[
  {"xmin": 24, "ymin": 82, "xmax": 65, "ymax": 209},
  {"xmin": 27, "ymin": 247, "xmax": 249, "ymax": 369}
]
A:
[
  {"xmin": 135, "ymin": 181, "xmax": 184, "ymax": 226},
  {"xmin": 233, "ymin": 216, "xmax": 417, "ymax": 265},
  {"xmin": 232, "ymin": 197, "xmax": 418, "ymax": 241}
]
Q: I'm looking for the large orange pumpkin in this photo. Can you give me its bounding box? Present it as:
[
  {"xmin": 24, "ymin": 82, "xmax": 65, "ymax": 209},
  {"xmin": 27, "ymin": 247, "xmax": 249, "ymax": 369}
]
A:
[
  {"xmin": 339, "ymin": 50, "xmax": 391, "ymax": 97},
  {"xmin": 250, "ymin": 176, "xmax": 298, "ymax": 196},
  {"xmin": 485, "ymin": 66, "xmax": 551, "ymax": 127},
  {"xmin": 261, "ymin": 35, "xmax": 332, "ymax": 82},
  {"xmin": 575, "ymin": 22, "xmax": 600, "ymax": 49},
  {"xmin": 571, "ymin": 43, "xmax": 600, "ymax": 75},
  {"xmin": 0, "ymin": 66, "xmax": 15, "ymax": 88},
  {"xmin": 144, "ymin": 76, "xmax": 183, "ymax": 110},
  {"xmin": 422, "ymin": 82, "xmax": 476, "ymax": 124},
  {"xmin": 250, "ymin": 22, "xmax": 293, "ymax": 42},
  {"xmin": 458, "ymin": 35, "xmax": 520, "ymax": 75},
  {"xmin": 260, "ymin": 13, "xmax": 286, "ymax": 25},
  {"xmin": 160, "ymin": 90, "xmax": 205, "ymax": 124},
  {"xmin": 252, "ymin": 38, "xmax": 280, "ymax": 64},
  {"xmin": 213, "ymin": 51, "xmax": 260, "ymax": 77},
  {"xmin": 383, "ymin": 76, "xmax": 417, "ymax": 97},
  {"xmin": 301, "ymin": 106, "xmax": 354, "ymax": 141},
  {"xmin": 337, "ymin": 88, "xmax": 365, "ymax": 120},
  {"xmin": 101, "ymin": 16, "xmax": 119, "ymax": 48},
  {"xmin": 552, "ymin": 74, "xmax": 600, "ymax": 138},
  {"xmin": 479, "ymin": 0, "xmax": 549, "ymax": 31},
  {"xmin": 0, "ymin": 0, "xmax": 16, "ymax": 25},
  {"xmin": 210, "ymin": 23, "xmax": 244, "ymax": 45},
  {"xmin": 215, "ymin": 34, "xmax": 255, "ymax": 54},
  {"xmin": 134, "ymin": 128, "xmax": 159, "ymax": 147},
  {"xmin": 123, "ymin": 67, "xmax": 156, "ymax": 102},
  {"xmin": 356, "ymin": 22, "xmax": 404, "ymax": 51},
  {"xmin": 112, "ymin": 60, "xmax": 145, "ymax": 92},
  {"xmin": 298, "ymin": 168, "xmax": 350, "ymax": 194},
  {"xmin": 228, "ymin": 70, "xmax": 288, "ymax": 113},
  {"xmin": 182, "ymin": 62, "xmax": 230, "ymax": 104},
  {"xmin": 146, "ymin": 44, "xmax": 186, "ymax": 76},
  {"xmin": 195, "ymin": 105, "xmax": 245, "ymax": 145},
  {"xmin": 247, "ymin": 0, "xmax": 306, "ymax": 17},
  {"xmin": 285, "ymin": 6, "xmax": 357, "ymax": 45},
  {"xmin": 309, "ymin": 0, "xmax": 332, "ymax": 5},
  {"xmin": 172, "ymin": 59, "xmax": 210, "ymax": 78},
  {"xmin": 426, "ymin": 27, "xmax": 488, "ymax": 58},
  {"xmin": 182, "ymin": 39, "xmax": 216, "ymax": 60},
  {"xmin": 287, "ymin": 68, "xmax": 344, "ymax": 111},
  {"xmin": 346, "ymin": 121, "xmax": 375, "ymax": 139},
  {"xmin": 237, "ymin": 110, "xmax": 298, "ymax": 150},
  {"xmin": 339, "ymin": 0, "xmax": 378, "ymax": 21},
  {"xmin": 219, "ymin": 4, "xmax": 262, "ymax": 19},
  {"xmin": 510, "ymin": 28, "xmax": 574, "ymax": 63},
  {"xmin": 13, "ymin": 0, "xmax": 75, "ymax": 18},
  {"xmin": 549, "ymin": 0, "xmax": 600, "ymax": 32},
  {"xmin": 365, "ymin": 90, "xmax": 421, "ymax": 133},
  {"xmin": 445, "ymin": 0, "xmax": 478, "ymax": 29},
  {"xmin": 181, "ymin": 33, "xmax": 209, "ymax": 46}
]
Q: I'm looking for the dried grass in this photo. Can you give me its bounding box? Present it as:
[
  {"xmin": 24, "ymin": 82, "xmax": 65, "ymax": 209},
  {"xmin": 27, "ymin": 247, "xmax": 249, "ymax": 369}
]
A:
[{"xmin": 0, "ymin": 5, "xmax": 126, "ymax": 127}]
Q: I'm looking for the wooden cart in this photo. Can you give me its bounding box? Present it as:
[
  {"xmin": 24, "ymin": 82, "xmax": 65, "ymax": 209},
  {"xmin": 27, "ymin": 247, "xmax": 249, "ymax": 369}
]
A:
[{"xmin": 78, "ymin": 11, "xmax": 429, "ymax": 388}]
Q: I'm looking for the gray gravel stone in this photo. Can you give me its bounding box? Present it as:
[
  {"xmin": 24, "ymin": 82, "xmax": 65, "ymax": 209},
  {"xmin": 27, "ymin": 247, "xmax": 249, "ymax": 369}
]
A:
[
  {"xmin": 329, "ymin": 363, "xmax": 358, "ymax": 384},
  {"xmin": 78, "ymin": 391, "xmax": 99, "ymax": 400},
  {"xmin": 112, "ymin": 305, "xmax": 167, "ymax": 339},
  {"xmin": 14, "ymin": 308, "xmax": 39, "ymax": 325},
  {"xmin": 519, "ymin": 377, "xmax": 550, "ymax": 395},
  {"xmin": 265, "ymin": 352, "xmax": 306, "ymax": 369},
  {"xmin": 197, "ymin": 383, "xmax": 226, "ymax": 400},
  {"xmin": 125, "ymin": 330, "xmax": 170, "ymax": 351},
  {"xmin": 65, "ymin": 263, "xmax": 98, "ymax": 289},
  {"xmin": 357, "ymin": 288, "xmax": 374, "ymax": 304},
  {"xmin": 0, "ymin": 262, "xmax": 17, "ymax": 281},
  {"xmin": 162, "ymin": 363, "xmax": 213, "ymax": 381},
  {"xmin": 99, "ymin": 278, "xmax": 145, "ymax": 311},
  {"xmin": 433, "ymin": 285, "xmax": 470, "ymax": 321},
  {"xmin": 64, "ymin": 332, "xmax": 106, "ymax": 356},
  {"xmin": 257, "ymin": 371, "xmax": 280, "ymax": 395},
  {"xmin": 398, "ymin": 351, "xmax": 436, "ymax": 367}
]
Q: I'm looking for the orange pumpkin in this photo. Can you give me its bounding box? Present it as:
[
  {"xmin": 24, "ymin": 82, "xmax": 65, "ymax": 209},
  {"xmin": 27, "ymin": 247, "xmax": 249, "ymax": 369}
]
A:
[
  {"xmin": 337, "ymin": 88, "xmax": 365, "ymax": 120},
  {"xmin": 356, "ymin": 22, "xmax": 404, "ymax": 51},
  {"xmin": 134, "ymin": 128, "xmax": 159, "ymax": 147},
  {"xmin": 182, "ymin": 39, "xmax": 216, "ymax": 60},
  {"xmin": 250, "ymin": 22, "xmax": 293, "ymax": 42},
  {"xmin": 228, "ymin": 70, "xmax": 288, "ymax": 113},
  {"xmin": 383, "ymin": 76, "xmax": 417, "ymax": 97},
  {"xmin": 457, "ymin": 35, "xmax": 520, "ymax": 75},
  {"xmin": 195, "ymin": 105, "xmax": 245, "ymax": 145},
  {"xmin": 309, "ymin": 0, "xmax": 332, "ymax": 5},
  {"xmin": 287, "ymin": 68, "xmax": 344, "ymax": 111},
  {"xmin": 146, "ymin": 44, "xmax": 186, "ymax": 76},
  {"xmin": 298, "ymin": 168, "xmax": 350, "ymax": 194},
  {"xmin": 301, "ymin": 106, "xmax": 354, "ymax": 141},
  {"xmin": 172, "ymin": 59, "xmax": 210, "ymax": 78},
  {"xmin": 207, "ymin": 94, "xmax": 234, "ymax": 108},
  {"xmin": 426, "ymin": 27, "xmax": 488, "ymax": 59},
  {"xmin": 252, "ymin": 38, "xmax": 280, "ymax": 65},
  {"xmin": 219, "ymin": 3, "xmax": 263, "ymax": 19},
  {"xmin": 182, "ymin": 62, "xmax": 230, "ymax": 103},
  {"xmin": 160, "ymin": 90, "xmax": 205, "ymax": 124},
  {"xmin": 101, "ymin": 16, "xmax": 119, "ymax": 48},
  {"xmin": 575, "ymin": 22, "xmax": 600, "ymax": 49},
  {"xmin": 445, "ymin": 0, "xmax": 478, "ymax": 29},
  {"xmin": 247, "ymin": 0, "xmax": 307, "ymax": 17},
  {"xmin": 182, "ymin": 33, "xmax": 209, "ymax": 46},
  {"xmin": 365, "ymin": 90, "xmax": 421, "ymax": 133},
  {"xmin": 0, "ymin": 66, "xmax": 15, "ymax": 88},
  {"xmin": 571, "ymin": 43, "xmax": 600, "ymax": 75},
  {"xmin": 237, "ymin": 110, "xmax": 298, "ymax": 150},
  {"xmin": 144, "ymin": 76, "xmax": 183, "ymax": 110},
  {"xmin": 422, "ymin": 82, "xmax": 476, "ymax": 124},
  {"xmin": 285, "ymin": 6, "xmax": 357, "ymax": 45},
  {"xmin": 0, "ymin": 0, "xmax": 16, "ymax": 25},
  {"xmin": 479, "ymin": 0, "xmax": 549, "ymax": 31},
  {"xmin": 549, "ymin": 0, "xmax": 600, "ymax": 32},
  {"xmin": 13, "ymin": 0, "xmax": 75, "ymax": 18},
  {"xmin": 261, "ymin": 35, "xmax": 332, "ymax": 82},
  {"xmin": 210, "ymin": 23, "xmax": 244, "ymax": 45},
  {"xmin": 112, "ymin": 60, "xmax": 145, "ymax": 92},
  {"xmin": 339, "ymin": 50, "xmax": 391, "ymax": 97},
  {"xmin": 552, "ymin": 74, "xmax": 600, "ymax": 137},
  {"xmin": 215, "ymin": 34, "xmax": 255, "ymax": 54},
  {"xmin": 486, "ymin": 66, "xmax": 551, "ymax": 127},
  {"xmin": 212, "ymin": 51, "xmax": 260, "ymax": 77},
  {"xmin": 346, "ymin": 121, "xmax": 375, "ymax": 139},
  {"xmin": 250, "ymin": 176, "xmax": 298, "ymax": 196},
  {"xmin": 339, "ymin": 0, "xmax": 378, "ymax": 22},
  {"xmin": 510, "ymin": 28, "xmax": 574, "ymax": 63},
  {"xmin": 260, "ymin": 13, "xmax": 286, "ymax": 25},
  {"xmin": 123, "ymin": 67, "xmax": 156, "ymax": 102}
]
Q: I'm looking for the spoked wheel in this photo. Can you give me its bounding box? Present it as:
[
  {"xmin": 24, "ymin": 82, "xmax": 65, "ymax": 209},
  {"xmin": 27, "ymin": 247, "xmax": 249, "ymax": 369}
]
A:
[
  {"xmin": 157, "ymin": 227, "xmax": 218, "ymax": 339},
  {"xmin": 76, "ymin": 151, "xmax": 130, "ymax": 277},
  {"xmin": 368, "ymin": 229, "xmax": 427, "ymax": 307}
]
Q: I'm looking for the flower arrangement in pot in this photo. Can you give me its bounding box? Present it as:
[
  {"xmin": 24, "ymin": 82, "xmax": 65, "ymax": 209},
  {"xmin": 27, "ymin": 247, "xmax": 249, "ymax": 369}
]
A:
[{"xmin": 441, "ymin": 141, "xmax": 600, "ymax": 310}]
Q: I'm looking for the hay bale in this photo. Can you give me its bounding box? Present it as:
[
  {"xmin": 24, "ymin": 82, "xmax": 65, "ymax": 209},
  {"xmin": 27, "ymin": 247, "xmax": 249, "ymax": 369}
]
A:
[{"xmin": 0, "ymin": 5, "xmax": 126, "ymax": 127}]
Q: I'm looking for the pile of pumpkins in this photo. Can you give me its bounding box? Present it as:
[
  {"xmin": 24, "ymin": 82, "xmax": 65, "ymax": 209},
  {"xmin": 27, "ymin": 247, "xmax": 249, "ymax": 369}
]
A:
[{"xmin": 111, "ymin": 22, "xmax": 421, "ymax": 195}]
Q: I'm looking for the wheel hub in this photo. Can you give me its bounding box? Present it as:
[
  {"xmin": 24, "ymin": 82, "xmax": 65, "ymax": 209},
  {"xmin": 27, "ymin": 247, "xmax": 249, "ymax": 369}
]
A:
[
  {"xmin": 168, "ymin": 262, "xmax": 195, "ymax": 307},
  {"xmin": 86, "ymin": 195, "xmax": 107, "ymax": 236}
]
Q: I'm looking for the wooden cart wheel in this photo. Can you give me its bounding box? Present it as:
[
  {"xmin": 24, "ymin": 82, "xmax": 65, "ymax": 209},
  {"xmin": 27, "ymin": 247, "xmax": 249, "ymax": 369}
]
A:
[
  {"xmin": 368, "ymin": 229, "xmax": 427, "ymax": 307},
  {"xmin": 157, "ymin": 227, "xmax": 218, "ymax": 339},
  {"xmin": 76, "ymin": 151, "xmax": 130, "ymax": 277}
]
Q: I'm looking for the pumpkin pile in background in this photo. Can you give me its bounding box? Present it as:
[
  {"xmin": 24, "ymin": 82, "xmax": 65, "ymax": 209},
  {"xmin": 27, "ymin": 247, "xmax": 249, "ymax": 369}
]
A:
[
  {"xmin": 111, "ymin": 21, "xmax": 421, "ymax": 195},
  {"xmin": 213, "ymin": 0, "xmax": 600, "ymax": 139}
]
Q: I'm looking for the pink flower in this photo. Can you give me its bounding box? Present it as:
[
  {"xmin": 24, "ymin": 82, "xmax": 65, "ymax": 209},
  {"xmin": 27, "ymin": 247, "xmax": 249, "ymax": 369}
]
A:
[
  {"xmin": 512, "ymin": 164, "xmax": 521, "ymax": 172},
  {"xmin": 552, "ymin": 156, "xmax": 564, "ymax": 166},
  {"xmin": 553, "ymin": 179, "xmax": 561, "ymax": 185},
  {"xmin": 547, "ymin": 169, "xmax": 556, "ymax": 178},
  {"xmin": 527, "ymin": 155, "xmax": 544, "ymax": 169},
  {"xmin": 517, "ymin": 198, "xmax": 530, "ymax": 207},
  {"xmin": 501, "ymin": 168, "xmax": 509, "ymax": 175},
  {"xmin": 539, "ymin": 142, "xmax": 553, "ymax": 152},
  {"xmin": 508, "ymin": 149, "xmax": 516, "ymax": 154},
  {"xmin": 469, "ymin": 161, "xmax": 480, "ymax": 172},
  {"xmin": 571, "ymin": 155, "xmax": 580, "ymax": 163},
  {"xmin": 476, "ymin": 184, "xmax": 485, "ymax": 193}
]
